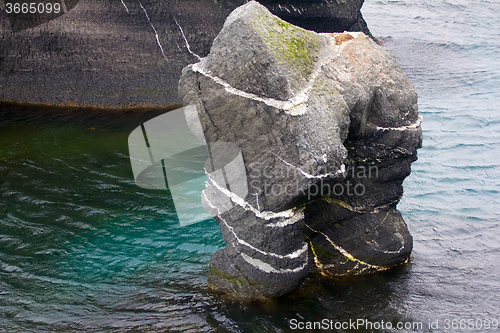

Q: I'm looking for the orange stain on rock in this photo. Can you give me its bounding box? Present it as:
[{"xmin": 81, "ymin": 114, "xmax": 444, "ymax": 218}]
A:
[{"xmin": 329, "ymin": 33, "xmax": 355, "ymax": 46}]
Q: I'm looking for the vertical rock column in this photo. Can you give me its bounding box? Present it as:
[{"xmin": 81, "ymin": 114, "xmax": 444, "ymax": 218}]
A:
[{"xmin": 179, "ymin": 1, "xmax": 422, "ymax": 299}]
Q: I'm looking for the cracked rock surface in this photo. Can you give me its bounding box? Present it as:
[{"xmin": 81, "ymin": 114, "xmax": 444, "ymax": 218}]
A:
[
  {"xmin": 0, "ymin": 0, "xmax": 371, "ymax": 107},
  {"xmin": 179, "ymin": 1, "xmax": 422, "ymax": 299}
]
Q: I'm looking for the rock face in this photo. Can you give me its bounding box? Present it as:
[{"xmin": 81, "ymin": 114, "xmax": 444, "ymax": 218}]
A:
[
  {"xmin": 179, "ymin": 1, "xmax": 422, "ymax": 299},
  {"xmin": 0, "ymin": 0, "xmax": 371, "ymax": 108}
]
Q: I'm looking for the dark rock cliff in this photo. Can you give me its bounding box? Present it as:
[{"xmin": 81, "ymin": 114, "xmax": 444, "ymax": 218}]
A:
[{"xmin": 0, "ymin": 0, "xmax": 371, "ymax": 107}]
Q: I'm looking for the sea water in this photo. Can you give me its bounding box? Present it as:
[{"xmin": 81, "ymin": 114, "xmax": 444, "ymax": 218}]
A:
[{"xmin": 1, "ymin": 0, "xmax": 499, "ymax": 331}]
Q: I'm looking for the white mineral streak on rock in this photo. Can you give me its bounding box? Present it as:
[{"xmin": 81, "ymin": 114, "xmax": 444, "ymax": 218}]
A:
[
  {"xmin": 190, "ymin": 33, "xmax": 362, "ymax": 116},
  {"xmin": 240, "ymin": 253, "xmax": 307, "ymax": 274},
  {"xmin": 204, "ymin": 189, "xmax": 307, "ymax": 273},
  {"xmin": 138, "ymin": 1, "xmax": 168, "ymax": 61},
  {"xmin": 264, "ymin": 210, "xmax": 304, "ymax": 228},
  {"xmin": 272, "ymin": 153, "xmax": 346, "ymax": 179},
  {"xmin": 373, "ymin": 115, "xmax": 423, "ymax": 132},
  {"xmin": 191, "ymin": 62, "xmax": 301, "ymax": 112},
  {"xmin": 220, "ymin": 215, "xmax": 308, "ymax": 259},
  {"xmin": 174, "ymin": 18, "xmax": 202, "ymax": 61},
  {"xmin": 206, "ymin": 172, "xmax": 296, "ymax": 220},
  {"xmin": 202, "ymin": 190, "xmax": 221, "ymax": 215},
  {"xmin": 254, "ymin": 193, "xmax": 261, "ymax": 211},
  {"xmin": 204, "ymin": 191, "xmax": 307, "ymax": 263},
  {"xmin": 120, "ymin": 0, "xmax": 129, "ymax": 13}
]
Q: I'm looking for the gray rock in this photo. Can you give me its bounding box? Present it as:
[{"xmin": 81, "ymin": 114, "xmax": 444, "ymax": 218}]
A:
[
  {"xmin": 0, "ymin": 0, "xmax": 371, "ymax": 108},
  {"xmin": 179, "ymin": 1, "xmax": 421, "ymax": 299}
]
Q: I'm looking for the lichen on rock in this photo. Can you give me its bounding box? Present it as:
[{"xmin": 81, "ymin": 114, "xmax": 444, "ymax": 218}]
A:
[
  {"xmin": 179, "ymin": 1, "xmax": 422, "ymax": 299},
  {"xmin": 252, "ymin": 9, "xmax": 321, "ymax": 85}
]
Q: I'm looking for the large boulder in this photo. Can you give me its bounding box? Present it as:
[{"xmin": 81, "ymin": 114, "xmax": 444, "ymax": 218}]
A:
[
  {"xmin": 0, "ymin": 0, "xmax": 372, "ymax": 108},
  {"xmin": 179, "ymin": 1, "xmax": 422, "ymax": 299}
]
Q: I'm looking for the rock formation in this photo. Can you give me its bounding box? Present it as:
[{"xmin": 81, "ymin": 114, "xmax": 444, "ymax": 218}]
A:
[
  {"xmin": 0, "ymin": 0, "xmax": 371, "ymax": 108},
  {"xmin": 179, "ymin": 1, "xmax": 422, "ymax": 299}
]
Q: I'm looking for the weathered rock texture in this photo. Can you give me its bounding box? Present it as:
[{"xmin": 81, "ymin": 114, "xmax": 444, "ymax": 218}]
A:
[
  {"xmin": 0, "ymin": 0, "xmax": 371, "ymax": 108},
  {"xmin": 179, "ymin": 1, "xmax": 422, "ymax": 299}
]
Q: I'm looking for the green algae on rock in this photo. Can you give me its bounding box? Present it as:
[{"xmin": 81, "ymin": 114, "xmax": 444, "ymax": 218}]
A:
[{"xmin": 252, "ymin": 8, "xmax": 321, "ymax": 86}]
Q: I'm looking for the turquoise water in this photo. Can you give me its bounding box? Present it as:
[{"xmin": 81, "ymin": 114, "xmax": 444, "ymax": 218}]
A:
[{"xmin": 1, "ymin": 0, "xmax": 500, "ymax": 331}]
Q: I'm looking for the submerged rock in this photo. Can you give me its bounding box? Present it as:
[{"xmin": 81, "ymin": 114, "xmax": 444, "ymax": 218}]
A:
[
  {"xmin": 0, "ymin": 0, "xmax": 371, "ymax": 108},
  {"xmin": 179, "ymin": 1, "xmax": 421, "ymax": 299}
]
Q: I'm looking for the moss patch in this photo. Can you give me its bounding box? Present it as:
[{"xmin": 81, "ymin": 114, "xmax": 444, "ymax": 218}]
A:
[
  {"xmin": 208, "ymin": 264, "xmax": 250, "ymax": 288},
  {"xmin": 208, "ymin": 264, "xmax": 274, "ymax": 299},
  {"xmin": 251, "ymin": 9, "xmax": 320, "ymax": 83}
]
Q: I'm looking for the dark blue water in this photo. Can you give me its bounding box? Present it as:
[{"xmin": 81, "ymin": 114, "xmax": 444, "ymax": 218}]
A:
[
  {"xmin": 363, "ymin": 0, "xmax": 500, "ymax": 327},
  {"xmin": 1, "ymin": 0, "xmax": 499, "ymax": 332}
]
